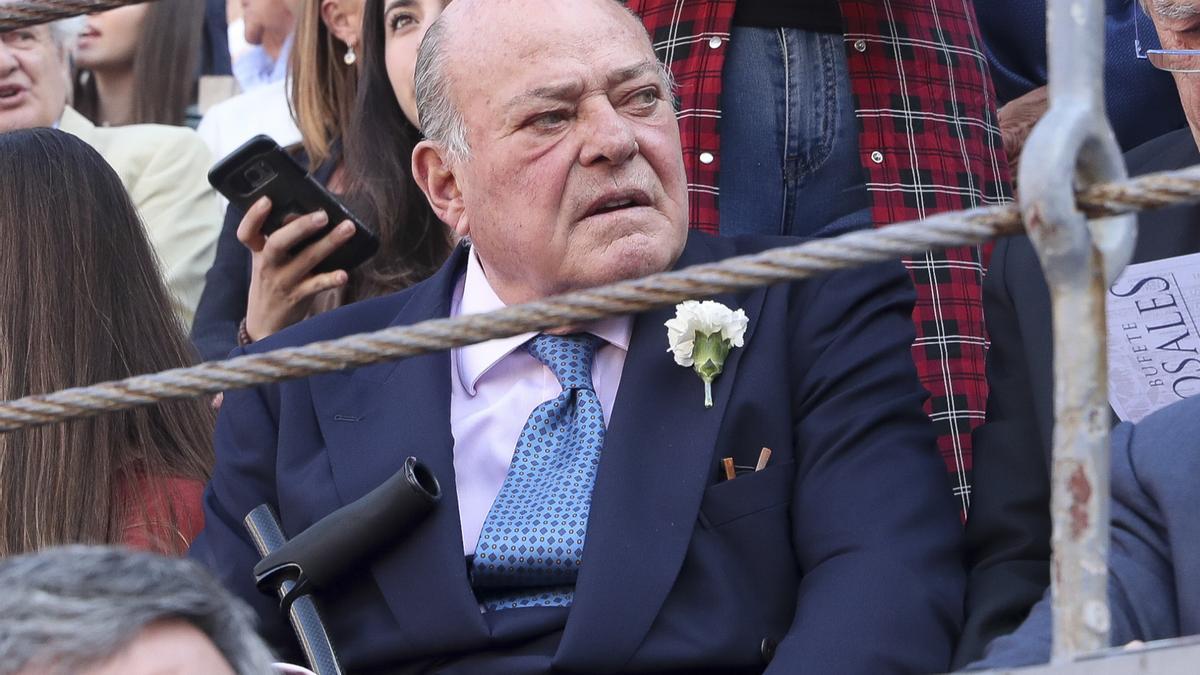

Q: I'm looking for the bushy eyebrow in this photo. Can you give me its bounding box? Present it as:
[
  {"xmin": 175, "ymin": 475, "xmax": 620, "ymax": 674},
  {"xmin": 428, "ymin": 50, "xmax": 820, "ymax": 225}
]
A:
[
  {"xmin": 606, "ymin": 60, "xmax": 660, "ymax": 87},
  {"xmin": 505, "ymin": 59, "xmax": 663, "ymax": 109}
]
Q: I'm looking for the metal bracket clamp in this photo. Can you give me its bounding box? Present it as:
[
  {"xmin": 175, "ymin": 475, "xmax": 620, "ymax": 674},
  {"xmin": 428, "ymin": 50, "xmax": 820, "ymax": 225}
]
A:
[{"xmin": 1017, "ymin": 0, "xmax": 1138, "ymax": 662}]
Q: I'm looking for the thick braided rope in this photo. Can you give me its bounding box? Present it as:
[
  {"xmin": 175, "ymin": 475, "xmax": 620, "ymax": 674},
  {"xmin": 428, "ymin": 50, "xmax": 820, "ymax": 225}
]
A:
[
  {"xmin": 0, "ymin": 0, "xmax": 151, "ymax": 29},
  {"xmin": 1, "ymin": 166, "xmax": 1198, "ymax": 432}
]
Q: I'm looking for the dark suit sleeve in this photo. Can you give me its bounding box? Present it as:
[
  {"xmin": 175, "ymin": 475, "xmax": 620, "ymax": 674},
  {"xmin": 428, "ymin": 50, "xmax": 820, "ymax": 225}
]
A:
[
  {"xmin": 1107, "ymin": 413, "xmax": 1180, "ymax": 645},
  {"xmin": 188, "ymin": 353, "xmax": 301, "ymax": 657},
  {"xmin": 190, "ymin": 205, "xmax": 252, "ymax": 361},
  {"xmin": 968, "ymin": 417, "xmax": 1181, "ymax": 669},
  {"xmin": 767, "ymin": 262, "xmax": 965, "ymax": 674},
  {"xmin": 955, "ymin": 237, "xmax": 1055, "ymax": 665}
]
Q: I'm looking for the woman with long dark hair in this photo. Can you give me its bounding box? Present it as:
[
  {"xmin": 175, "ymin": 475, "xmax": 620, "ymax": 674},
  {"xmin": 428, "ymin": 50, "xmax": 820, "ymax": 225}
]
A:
[
  {"xmin": 0, "ymin": 129, "xmax": 214, "ymax": 556},
  {"xmin": 191, "ymin": 0, "xmax": 452, "ymax": 357},
  {"xmin": 72, "ymin": 0, "xmax": 206, "ymax": 127},
  {"xmin": 339, "ymin": 0, "xmax": 453, "ymax": 299}
]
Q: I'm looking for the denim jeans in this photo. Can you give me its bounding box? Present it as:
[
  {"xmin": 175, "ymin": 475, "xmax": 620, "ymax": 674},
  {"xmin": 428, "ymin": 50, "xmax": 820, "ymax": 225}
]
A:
[{"xmin": 717, "ymin": 27, "xmax": 872, "ymax": 237}]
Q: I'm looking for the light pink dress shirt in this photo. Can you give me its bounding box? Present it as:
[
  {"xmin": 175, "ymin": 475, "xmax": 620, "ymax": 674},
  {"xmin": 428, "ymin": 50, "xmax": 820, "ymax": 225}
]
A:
[{"xmin": 449, "ymin": 248, "xmax": 632, "ymax": 556}]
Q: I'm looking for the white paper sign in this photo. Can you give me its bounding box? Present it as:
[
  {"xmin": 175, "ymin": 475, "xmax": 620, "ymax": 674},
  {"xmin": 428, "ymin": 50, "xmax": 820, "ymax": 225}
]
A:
[{"xmin": 1106, "ymin": 251, "xmax": 1200, "ymax": 422}]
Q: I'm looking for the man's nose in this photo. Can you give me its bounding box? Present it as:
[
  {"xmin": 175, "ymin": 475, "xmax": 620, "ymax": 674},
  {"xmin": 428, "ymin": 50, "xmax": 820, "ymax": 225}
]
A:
[
  {"xmin": 579, "ymin": 100, "xmax": 639, "ymax": 167},
  {"xmin": 0, "ymin": 41, "xmax": 18, "ymax": 76}
]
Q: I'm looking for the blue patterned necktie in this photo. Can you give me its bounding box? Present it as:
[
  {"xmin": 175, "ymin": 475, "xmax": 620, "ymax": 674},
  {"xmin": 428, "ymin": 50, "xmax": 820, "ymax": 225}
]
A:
[{"xmin": 470, "ymin": 333, "xmax": 606, "ymax": 611}]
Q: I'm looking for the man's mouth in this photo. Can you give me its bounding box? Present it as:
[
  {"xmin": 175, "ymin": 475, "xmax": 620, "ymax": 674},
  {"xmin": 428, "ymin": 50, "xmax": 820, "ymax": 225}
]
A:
[
  {"xmin": 0, "ymin": 84, "xmax": 25, "ymax": 102},
  {"xmin": 583, "ymin": 189, "xmax": 653, "ymax": 218}
]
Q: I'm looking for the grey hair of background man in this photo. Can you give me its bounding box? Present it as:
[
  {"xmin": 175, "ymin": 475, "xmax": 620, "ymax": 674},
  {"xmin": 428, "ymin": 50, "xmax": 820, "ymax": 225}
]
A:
[
  {"xmin": 0, "ymin": 546, "xmax": 277, "ymax": 675},
  {"xmin": 413, "ymin": 0, "xmax": 676, "ymax": 166},
  {"xmin": 1142, "ymin": 0, "xmax": 1200, "ymax": 20},
  {"xmin": 47, "ymin": 16, "xmax": 84, "ymax": 51}
]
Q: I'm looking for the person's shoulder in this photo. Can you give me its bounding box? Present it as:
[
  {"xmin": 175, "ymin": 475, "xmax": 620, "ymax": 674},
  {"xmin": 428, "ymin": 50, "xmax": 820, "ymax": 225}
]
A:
[
  {"xmin": 1125, "ymin": 127, "xmax": 1197, "ymax": 176},
  {"xmin": 989, "ymin": 233, "xmax": 1042, "ymax": 285},
  {"xmin": 196, "ymin": 81, "xmax": 301, "ymax": 161},
  {"xmin": 100, "ymin": 122, "xmax": 212, "ymax": 171},
  {"xmin": 1125, "ymin": 395, "xmax": 1200, "ymax": 468},
  {"xmin": 204, "ymin": 80, "xmax": 289, "ymax": 118},
  {"xmin": 691, "ymin": 230, "xmax": 908, "ymax": 287},
  {"xmin": 684, "ymin": 231, "xmax": 914, "ymax": 329},
  {"xmin": 100, "ymin": 118, "xmax": 206, "ymax": 149},
  {"xmin": 117, "ymin": 474, "xmax": 206, "ymax": 555},
  {"xmin": 687, "ymin": 230, "xmax": 798, "ymax": 260}
]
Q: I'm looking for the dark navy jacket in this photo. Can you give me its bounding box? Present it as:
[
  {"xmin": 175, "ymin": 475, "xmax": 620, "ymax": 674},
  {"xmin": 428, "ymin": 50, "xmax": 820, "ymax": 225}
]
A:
[{"xmin": 190, "ymin": 233, "xmax": 965, "ymax": 673}]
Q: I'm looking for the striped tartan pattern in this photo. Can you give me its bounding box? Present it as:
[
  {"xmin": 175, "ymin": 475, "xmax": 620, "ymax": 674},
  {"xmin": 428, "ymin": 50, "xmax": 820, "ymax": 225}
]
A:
[{"xmin": 629, "ymin": 0, "xmax": 1014, "ymax": 512}]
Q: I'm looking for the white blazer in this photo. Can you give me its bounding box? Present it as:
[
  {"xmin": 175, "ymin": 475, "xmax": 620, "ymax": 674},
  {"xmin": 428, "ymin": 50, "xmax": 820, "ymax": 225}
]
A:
[{"xmin": 59, "ymin": 106, "xmax": 221, "ymax": 327}]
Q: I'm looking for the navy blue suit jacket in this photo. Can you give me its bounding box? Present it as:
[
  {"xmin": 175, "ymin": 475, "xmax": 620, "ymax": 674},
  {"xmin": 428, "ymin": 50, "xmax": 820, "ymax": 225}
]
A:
[
  {"xmin": 971, "ymin": 394, "xmax": 1200, "ymax": 668},
  {"xmin": 190, "ymin": 233, "xmax": 965, "ymax": 673}
]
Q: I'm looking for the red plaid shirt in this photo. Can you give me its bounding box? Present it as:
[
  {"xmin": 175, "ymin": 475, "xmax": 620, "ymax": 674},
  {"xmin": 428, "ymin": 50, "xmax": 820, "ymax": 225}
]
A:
[{"xmin": 629, "ymin": 0, "xmax": 1013, "ymax": 510}]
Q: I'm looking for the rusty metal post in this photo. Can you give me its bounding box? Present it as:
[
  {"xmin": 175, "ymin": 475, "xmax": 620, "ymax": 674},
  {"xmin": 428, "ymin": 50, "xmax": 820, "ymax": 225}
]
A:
[{"xmin": 1018, "ymin": 0, "xmax": 1137, "ymax": 661}]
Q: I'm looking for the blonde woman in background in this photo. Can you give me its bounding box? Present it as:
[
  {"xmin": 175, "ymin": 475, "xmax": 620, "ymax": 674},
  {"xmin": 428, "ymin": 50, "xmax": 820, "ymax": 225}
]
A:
[{"xmin": 192, "ymin": 0, "xmax": 365, "ymax": 360}]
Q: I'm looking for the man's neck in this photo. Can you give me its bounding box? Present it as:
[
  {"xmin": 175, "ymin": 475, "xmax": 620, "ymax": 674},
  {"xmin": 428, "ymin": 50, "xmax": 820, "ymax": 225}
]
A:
[
  {"xmin": 91, "ymin": 67, "xmax": 137, "ymax": 126},
  {"xmin": 260, "ymin": 25, "xmax": 292, "ymax": 61}
]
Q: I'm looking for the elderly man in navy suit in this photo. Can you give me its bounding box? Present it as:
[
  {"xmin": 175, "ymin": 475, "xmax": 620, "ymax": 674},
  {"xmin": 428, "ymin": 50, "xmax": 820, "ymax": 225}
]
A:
[{"xmin": 189, "ymin": 0, "xmax": 965, "ymax": 671}]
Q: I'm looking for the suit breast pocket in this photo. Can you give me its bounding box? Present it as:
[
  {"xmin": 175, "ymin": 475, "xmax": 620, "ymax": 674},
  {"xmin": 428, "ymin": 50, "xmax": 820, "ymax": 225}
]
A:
[{"xmin": 699, "ymin": 460, "xmax": 795, "ymax": 529}]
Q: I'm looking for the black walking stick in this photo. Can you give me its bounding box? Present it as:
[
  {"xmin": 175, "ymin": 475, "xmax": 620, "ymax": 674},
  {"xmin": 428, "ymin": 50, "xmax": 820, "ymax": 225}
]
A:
[{"xmin": 243, "ymin": 457, "xmax": 441, "ymax": 675}]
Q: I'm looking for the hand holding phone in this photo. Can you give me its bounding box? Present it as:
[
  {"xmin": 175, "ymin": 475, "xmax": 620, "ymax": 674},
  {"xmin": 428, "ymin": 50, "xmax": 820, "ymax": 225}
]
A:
[
  {"xmin": 237, "ymin": 197, "xmax": 354, "ymax": 342},
  {"xmin": 209, "ymin": 135, "xmax": 381, "ymax": 342},
  {"xmin": 208, "ymin": 135, "xmax": 379, "ymax": 274}
]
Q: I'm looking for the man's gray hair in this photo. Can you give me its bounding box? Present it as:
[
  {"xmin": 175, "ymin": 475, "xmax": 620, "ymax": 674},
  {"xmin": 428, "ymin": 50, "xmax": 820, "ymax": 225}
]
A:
[
  {"xmin": 414, "ymin": 16, "xmax": 471, "ymax": 164},
  {"xmin": 47, "ymin": 17, "xmax": 84, "ymax": 50},
  {"xmin": 0, "ymin": 546, "xmax": 277, "ymax": 675},
  {"xmin": 412, "ymin": 0, "xmax": 677, "ymax": 166}
]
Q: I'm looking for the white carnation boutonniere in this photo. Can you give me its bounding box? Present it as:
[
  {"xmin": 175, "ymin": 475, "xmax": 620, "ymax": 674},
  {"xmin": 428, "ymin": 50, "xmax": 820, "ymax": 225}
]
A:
[{"xmin": 665, "ymin": 300, "xmax": 749, "ymax": 408}]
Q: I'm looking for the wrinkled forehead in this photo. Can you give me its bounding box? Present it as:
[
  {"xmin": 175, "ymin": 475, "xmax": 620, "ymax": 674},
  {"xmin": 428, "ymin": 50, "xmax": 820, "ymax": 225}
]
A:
[{"xmin": 447, "ymin": 0, "xmax": 659, "ymax": 112}]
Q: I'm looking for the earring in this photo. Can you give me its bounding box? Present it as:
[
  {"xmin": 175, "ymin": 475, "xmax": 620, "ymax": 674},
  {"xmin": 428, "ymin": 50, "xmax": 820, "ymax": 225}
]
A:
[{"xmin": 343, "ymin": 44, "xmax": 357, "ymax": 66}]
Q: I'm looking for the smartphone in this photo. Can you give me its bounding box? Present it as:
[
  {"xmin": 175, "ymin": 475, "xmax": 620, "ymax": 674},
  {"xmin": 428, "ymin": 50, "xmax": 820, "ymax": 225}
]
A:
[{"xmin": 208, "ymin": 135, "xmax": 380, "ymax": 274}]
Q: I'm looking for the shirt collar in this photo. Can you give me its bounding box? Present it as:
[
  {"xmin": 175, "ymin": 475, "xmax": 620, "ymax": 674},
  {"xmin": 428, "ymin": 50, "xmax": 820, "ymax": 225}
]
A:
[
  {"xmin": 232, "ymin": 33, "xmax": 294, "ymax": 88},
  {"xmin": 455, "ymin": 246, "xmax": 632, "ymax": 395}
]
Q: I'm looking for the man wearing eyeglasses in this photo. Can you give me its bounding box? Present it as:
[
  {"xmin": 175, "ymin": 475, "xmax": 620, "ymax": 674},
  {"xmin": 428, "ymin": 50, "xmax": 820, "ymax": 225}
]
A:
[
  {"xmin": 976, "ymin": 0, "xmax": 1188, "ymax": 176},
  {"xmin": 959, "ymin": 0, "xmax": 1200, "ymax": 667},
  {"xmin": 1138, "ymin": 0, "xmax": 1200, "ymax": 139}
]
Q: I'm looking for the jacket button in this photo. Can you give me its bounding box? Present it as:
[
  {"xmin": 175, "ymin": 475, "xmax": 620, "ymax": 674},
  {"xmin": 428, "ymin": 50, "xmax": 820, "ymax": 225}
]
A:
[{"xmin": 760, "ymin": 637, "xmax": 778, "ymax": 663}]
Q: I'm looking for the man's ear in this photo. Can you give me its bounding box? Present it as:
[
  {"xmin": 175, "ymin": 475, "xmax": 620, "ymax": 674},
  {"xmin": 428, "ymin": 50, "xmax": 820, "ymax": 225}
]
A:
[{"xmin": 412, "ymin": 140, "xmax": 469, "ymax": 237}]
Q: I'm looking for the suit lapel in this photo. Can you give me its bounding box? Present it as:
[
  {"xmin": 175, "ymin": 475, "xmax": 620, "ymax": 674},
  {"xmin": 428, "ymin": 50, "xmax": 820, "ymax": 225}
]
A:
[
  {"xmin": 556, "ymin": 235, "xmax": 769, "ymax": 669},
  {"xmin": 311, "ymin": 244, "xmax": 491, "ymax": 645}
]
